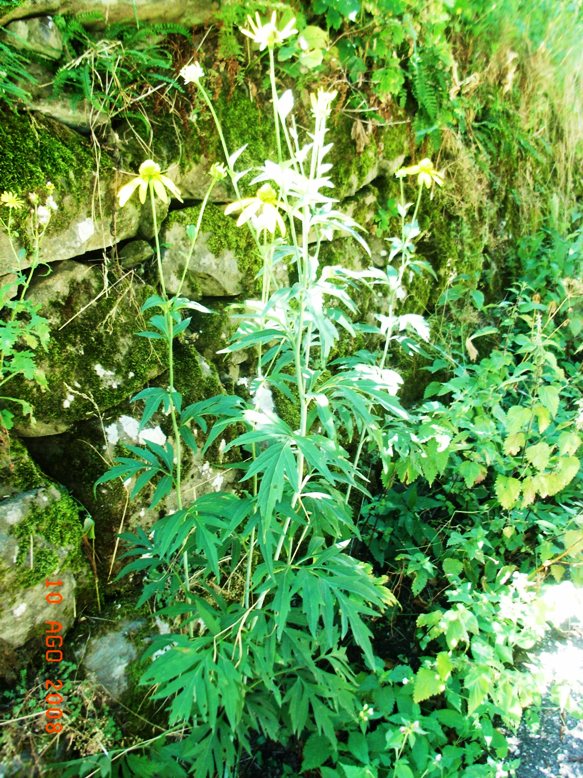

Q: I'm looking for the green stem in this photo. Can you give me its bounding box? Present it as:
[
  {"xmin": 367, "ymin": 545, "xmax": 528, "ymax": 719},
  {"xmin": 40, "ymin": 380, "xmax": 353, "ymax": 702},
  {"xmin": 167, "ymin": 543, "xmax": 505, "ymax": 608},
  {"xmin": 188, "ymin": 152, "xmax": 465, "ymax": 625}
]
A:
[
  {"xmin": 269, "ymin": 48, "xmax": 283, "ymax": 164},
  {"xmin": 149, "ymin": 188, "xmax": 187, "ymax": 597}
]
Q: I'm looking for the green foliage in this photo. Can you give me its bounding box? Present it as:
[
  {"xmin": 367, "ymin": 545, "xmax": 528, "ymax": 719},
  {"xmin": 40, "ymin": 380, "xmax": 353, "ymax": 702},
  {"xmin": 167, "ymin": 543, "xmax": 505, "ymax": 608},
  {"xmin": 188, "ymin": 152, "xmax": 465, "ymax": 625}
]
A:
[
  {"xmin": 0, "ymin": 661, "xmax": 122, "ymax": 774},
  {"xmin": 0, "ymin": 39, "xmax": 37, "ymax": 107},
  {"xmin": 50, "ymin": 15, "xmax": 190, "ymax": 125},
  {"xmin": 0, "ymin": 190, "xmax": 54, "ymax": 430}
]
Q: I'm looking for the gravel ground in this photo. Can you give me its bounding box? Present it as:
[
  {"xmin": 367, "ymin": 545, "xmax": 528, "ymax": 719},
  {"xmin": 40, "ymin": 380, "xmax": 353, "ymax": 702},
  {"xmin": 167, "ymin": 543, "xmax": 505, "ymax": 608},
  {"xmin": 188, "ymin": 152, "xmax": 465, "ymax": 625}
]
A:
[{"xmin": 511, "ymin": 583, "xmax": 583, "ymax": 778}]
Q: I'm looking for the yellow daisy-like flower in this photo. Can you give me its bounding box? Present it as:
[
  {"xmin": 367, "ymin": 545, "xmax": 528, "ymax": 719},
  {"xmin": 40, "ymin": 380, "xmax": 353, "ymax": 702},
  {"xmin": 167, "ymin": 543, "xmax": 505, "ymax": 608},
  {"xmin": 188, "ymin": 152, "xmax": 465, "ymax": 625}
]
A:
[
  {"xmin": 395, "ymin": 158, "xmax": 445, "ymax": 189},
  {"xmin": 1, "ymin": 191, "xmax": 25, "ymax": 210},
  {"xmin": 117, "ymin": 160, "xmax": 183, "ymax": 208},
  {"xmin": 224, "ymin": 183, "xmax": 286, "ymax": 236},
  {"xmin": 240, "ymin": 11, "xmax": 297, "ymax": 51}
]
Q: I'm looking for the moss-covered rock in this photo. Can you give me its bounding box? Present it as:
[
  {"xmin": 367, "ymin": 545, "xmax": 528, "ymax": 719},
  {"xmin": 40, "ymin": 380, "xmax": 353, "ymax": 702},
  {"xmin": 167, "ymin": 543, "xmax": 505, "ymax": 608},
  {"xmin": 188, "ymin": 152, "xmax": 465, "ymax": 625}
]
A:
[
  {"xmin": 0, "ymin": 109, "xmax": 141, "ymax": 274},
  {"xmin": 161, "ymin": 203, "xmax": 262, "ymax": 298},
  {"xmin": 5, "ymin": 261, "xmax": 165, "ymax": 435},
  {"xmin": 0, "ymin": 474, "xmax": 90, "ymax": 680}
]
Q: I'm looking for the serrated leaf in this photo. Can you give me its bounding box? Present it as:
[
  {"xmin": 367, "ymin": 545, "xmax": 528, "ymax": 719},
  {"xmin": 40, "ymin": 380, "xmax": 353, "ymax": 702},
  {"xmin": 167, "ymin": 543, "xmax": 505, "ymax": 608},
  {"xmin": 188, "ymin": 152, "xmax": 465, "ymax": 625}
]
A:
[
  {"xmin": 558, "ymin": 431, "xmax": 581, "ymax": 456},
  {"xmin": 347, "ymin": 731, "xmax": 369, "ymax": 764},
  {"xmin": 533, "ymin": 403, "xmax": 551, "ymax": 433},
  {"xmin": 538, "ymin": 385, "xmax": 560, "ymax": 418},
  {"xmin": 521, "ymin": 475, "xmax": 537, "ymax": 507},
  {"xmin": 494, "ymin": 475, "xmax": 521, "ymax": 510},
  {"xmin": 563, "ymin": 529, "xmax": 583, "ymax": 558},
  {"xmin": 443, "ymin": 558, "xmax": 463, "ymax": 577},
  {"xmin": 436, "ymin": 651, "xmax": 454, "ymax": 680},
  {"xmin": 301, "ymin": 733, "xmax": 333, "ymax": 771},
  {"xmin": 413, "ymin": 666, "xmax": 444, "ymax": 703},
  {"xmin": 458, "ymin": 460, "xmax": 484, "ymax": 488},
  {"xmin": 504, "ymin": 432, "xmax": 526, "ymax": 456},
  {"xmin": 506, "ymin": 406, "xmax": 532, "ymax": 435},
  {"xmin": 525, "ymin": 442, "xmax": 552, "ymax": 470}
]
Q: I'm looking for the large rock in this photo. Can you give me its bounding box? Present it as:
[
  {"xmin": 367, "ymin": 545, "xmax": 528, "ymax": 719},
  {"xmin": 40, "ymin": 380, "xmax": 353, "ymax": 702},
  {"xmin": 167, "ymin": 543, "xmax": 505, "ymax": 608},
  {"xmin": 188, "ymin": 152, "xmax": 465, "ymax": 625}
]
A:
[
  {"xmin": 0, "ymin": 0, "xmax": 218, "ymax": 28},
  {"xmin": 4, "ymin": 15, "xmax": 63, "ymax": 59},
  {"xmin": 5, "ymin": 260, "xmax": 165, "ymax": 435},
  {"xmin": 161, "ymin": 204, "xmax": 261, "ymax": 298},
  {"xmin": 0, "ymin": 475, "xmax": 88, "ymax": 680},
  {"xmin": 0, "ymin": 110, "xmax": 143, "ymax": 275}
]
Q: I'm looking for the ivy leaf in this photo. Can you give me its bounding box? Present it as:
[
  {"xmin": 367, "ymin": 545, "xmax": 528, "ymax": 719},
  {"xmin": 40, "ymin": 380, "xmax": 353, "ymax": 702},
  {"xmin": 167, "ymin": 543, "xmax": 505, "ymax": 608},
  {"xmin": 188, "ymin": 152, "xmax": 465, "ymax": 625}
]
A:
[
  {"xmin": 494, "ymin": 475, "xmax": 521, "ymax": 510},
  {"xmin": 413, "ymin": 666, "xmax": 444, "ymax": 703}
]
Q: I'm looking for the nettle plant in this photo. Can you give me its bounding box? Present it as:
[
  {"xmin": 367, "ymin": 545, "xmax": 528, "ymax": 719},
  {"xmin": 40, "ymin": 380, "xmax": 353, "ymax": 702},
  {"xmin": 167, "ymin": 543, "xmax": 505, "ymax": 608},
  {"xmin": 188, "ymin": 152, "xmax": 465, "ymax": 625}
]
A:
[
  {"xmin": 0, "ymin": 188, "xmax": 55, "ymax": 432},
  {"xmin": 65, "ymin": 12, "xmax": 443, "ymax": 778}
]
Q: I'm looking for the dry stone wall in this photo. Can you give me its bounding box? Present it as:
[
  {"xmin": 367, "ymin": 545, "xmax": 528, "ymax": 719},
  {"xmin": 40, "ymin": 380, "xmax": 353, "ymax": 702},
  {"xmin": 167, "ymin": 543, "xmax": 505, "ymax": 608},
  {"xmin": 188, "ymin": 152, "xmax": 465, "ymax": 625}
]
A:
[{"xmin": 0, "ymin": 3, "xmax": 489, "ymax": 677}]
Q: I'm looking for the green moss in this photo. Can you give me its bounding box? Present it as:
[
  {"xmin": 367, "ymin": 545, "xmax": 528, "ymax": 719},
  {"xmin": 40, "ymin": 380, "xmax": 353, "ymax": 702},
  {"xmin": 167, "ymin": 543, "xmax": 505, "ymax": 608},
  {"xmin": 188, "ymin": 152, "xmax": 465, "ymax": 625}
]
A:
[
  {"xmin": 5, "ymin": 275, "xmax": 165, "ymax": 431},
  {"xmin": 164, "ymin": 203, "xmax": 262, "ymax": 292},
  {"xmin": 0, "ymin": 436, "xmax": 45, "ymax": 498},
  {"xmin": 204, "ymin": 88, "xmax": 276, "ymax": 187},
  {"xmin": 0, "ymin": 109, "xmax": 109, "ymax": 236},
  {"xmin": 173, "ymin": 339, "xmax": 224, "ymax": 406},
  {"xmin": 13, "ymin": 491, "xmax": 85, "ymax": 588},
  {"xmin": 329, "ymin": 115, "xmax": 408, "ymax": 199}
]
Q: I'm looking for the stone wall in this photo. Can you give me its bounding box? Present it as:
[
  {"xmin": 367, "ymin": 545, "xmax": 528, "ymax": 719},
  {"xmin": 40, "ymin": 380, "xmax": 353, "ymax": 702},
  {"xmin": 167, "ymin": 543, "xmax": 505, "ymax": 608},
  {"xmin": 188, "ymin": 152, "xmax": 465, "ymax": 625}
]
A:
[{"xmin": 0, "ymin": 1, "xmax": 492, "ymax": 677}]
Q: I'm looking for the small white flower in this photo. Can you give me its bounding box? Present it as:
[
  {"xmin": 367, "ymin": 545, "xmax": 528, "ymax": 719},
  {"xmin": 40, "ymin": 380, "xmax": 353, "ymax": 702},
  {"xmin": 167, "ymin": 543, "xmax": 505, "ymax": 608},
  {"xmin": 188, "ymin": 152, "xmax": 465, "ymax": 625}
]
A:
[
  {"xmin": 46, "ymin": 195, "xmax": 58, "ymax": 211},
  {"xmin": 240, "ymin": 12, "xmax": 297, "ymax": 51},
  {"xmin": 180, "ymin": 62, "xmax": 205, "ymax": 85},
  {"xmin": 310, "ymin": 89, "xmax": 337, "ymax": 119},
  {"xmin": 36, "ymin": 205, "xmax": 51, "ymax": 225},
  {"xmin": 253, "ymin": 380, "xmax": 275, "ymax": 415},
  {"xmin": 358, "ymin": 703, "xmax": 374, "ymax": 722}
]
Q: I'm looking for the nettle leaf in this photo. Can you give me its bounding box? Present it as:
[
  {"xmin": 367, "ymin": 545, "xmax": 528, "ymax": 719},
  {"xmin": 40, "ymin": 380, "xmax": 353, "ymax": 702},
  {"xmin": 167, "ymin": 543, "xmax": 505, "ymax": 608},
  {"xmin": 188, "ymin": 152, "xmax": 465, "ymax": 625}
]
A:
[
  {"xmin": 347, "ymin": 730, "xmax": 369, "ymax": 764},
  {"xmin": 558, "ymin": 431, "xmax": 581, "ymax": 456},
  {"xmin": 525, "ymin": 441, "xmax": 552, "ymax": 470},
  {"xmin": 458, "ymin": 460, "xmax": 485, "ymax": 488},
  {"xmin": 505, "ymin": 405, "xmax": 532, "ymax": 435},
  {"xmin": 494, "ymin": 475, "xmax": 522, "ymax": 510},
  {"xmin": 503, "ymin": 432, "xmax": 526, "ymax": 456},
  {"xmin": 533, "ymin": 403, "xmax": 552, "ymax": 433},
  {"xmin": 538, "ymin": 385, "xmax": 560, "ymax": 418},
  {"xmin": 413, "ymin": 666, "xmax": 444, "ymax": 703},
  {"xmin": 340, "ymin": 765, "xmax": 377, "ymax": 778},
  {"xmin": 521, "ymin": 475, "xmax": 538, "ymax": 507}
]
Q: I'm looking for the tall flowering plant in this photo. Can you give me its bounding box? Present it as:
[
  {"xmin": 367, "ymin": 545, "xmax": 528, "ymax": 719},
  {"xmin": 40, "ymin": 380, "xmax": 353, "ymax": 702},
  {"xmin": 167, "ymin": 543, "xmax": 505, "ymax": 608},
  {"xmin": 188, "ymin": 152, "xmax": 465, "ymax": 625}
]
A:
[{"xmin": 80, "ymin": 12, "xmax": 438, "ymax": 777}]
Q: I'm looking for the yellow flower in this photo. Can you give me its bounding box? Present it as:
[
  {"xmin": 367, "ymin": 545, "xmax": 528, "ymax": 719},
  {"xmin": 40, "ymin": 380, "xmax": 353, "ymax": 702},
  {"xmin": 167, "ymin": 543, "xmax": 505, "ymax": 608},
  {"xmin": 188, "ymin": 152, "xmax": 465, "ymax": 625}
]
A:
[
  {"xmin": 117, "ymin": 160, "xmax": 183, "ymax": 208},
  {"xmin": 395, "ymin": 158, "xmax": 445, "ymax": 189},
  {"xmin": 224, "ymin": 184, "xmax": 286, "ymax": 236},
  {"xmin": 240, "ymin": 11, "xmax": 297, "ymax": 51},
  {"xmin": 0, "ymin": 191, "xmax": 25, "ymax": 210}
]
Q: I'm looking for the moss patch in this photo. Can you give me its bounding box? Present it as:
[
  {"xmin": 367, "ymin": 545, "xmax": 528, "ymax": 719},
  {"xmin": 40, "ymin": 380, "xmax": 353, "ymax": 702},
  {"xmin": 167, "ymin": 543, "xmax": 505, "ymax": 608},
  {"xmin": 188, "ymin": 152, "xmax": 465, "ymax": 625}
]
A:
[
  {"xmin": 12, "ymin": 490, "xmax": 85, "ymax": 589},
  {"xmin": 5, "ymin": 272, "xmax": 165, "ymax": 432},
  {"xmin": 0, "ymin": 109, "xmax": 109, "ymax": 238},
  {"xmin": 163, "ymin": 203, "xmax": 262, "ymax": 295},
  {"xmin": 0, "ymin": 436, "xmax": 45, "ymax": 499}
]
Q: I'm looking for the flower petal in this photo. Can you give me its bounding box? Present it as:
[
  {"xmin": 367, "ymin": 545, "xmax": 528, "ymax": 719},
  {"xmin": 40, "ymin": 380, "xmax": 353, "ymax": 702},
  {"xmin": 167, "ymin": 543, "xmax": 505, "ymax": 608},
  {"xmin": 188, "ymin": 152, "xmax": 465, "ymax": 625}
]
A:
[{"xmin": 117, "ymin": 178, "xmax": 141, "ymax": 207}]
